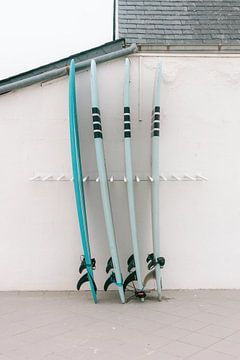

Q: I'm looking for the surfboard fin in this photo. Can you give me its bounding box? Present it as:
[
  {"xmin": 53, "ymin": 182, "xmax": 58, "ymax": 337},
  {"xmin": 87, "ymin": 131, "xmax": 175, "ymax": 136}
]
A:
[
  {"xmin": 146, "ymin": 253, "xmax": 165, "ymax": 270},
  {"xmin": 79, "ymin": 257, "xmax": 96, "ymax": 274},
  {"xmin": 127, "ymin": 254, "xmax": 135, "ymax": 272},
  {"xmin": 143, "ymin": 269, "xmax": 156, "ymax": 287},
  {"xmin": 127, "ymin": 254, "xmax": 135, "ymax": 266},
  {"xmin": 104, "ymin": 272, "xmax": 116, "ymax": 291},
  {"xmin": 124, "ymin": 271, "xmax": 146, "ymax": 299},
  {"xmin": 77, "ymin": 256, "xmax": 97, "ymax": 292},
  {"xmin": 106, "ymin": 257, "xmax": 113, "ymax": 273},
  {"xmin": 123, "ymin": 270, "xmax": 137, "ymax": 291},
  {"xmin": 77, "ymin": 273, "xmax": 97, "ymax": 292}
]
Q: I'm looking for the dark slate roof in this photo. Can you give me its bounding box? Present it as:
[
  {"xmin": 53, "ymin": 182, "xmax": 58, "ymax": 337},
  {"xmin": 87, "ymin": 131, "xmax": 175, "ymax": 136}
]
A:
[
  {"xmin": 118, "ymin": 0, "xmax": 240, "ymax": 45},
  {"xmin": 0, "ymin": 39, "xmax": 125, "ymax": 86}
]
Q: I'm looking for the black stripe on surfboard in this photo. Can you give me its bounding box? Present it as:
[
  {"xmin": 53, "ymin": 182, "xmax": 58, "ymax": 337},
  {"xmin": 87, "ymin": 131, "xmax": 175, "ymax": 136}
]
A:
[
  {"xmin": 152, "ymin": 130, "xmax": 160, "ymax": 137},
  {"xmin": 92, "ymin": 107, "xmax": 100, "ymax": 115},
  {"xmin": 151, "ymin": 122, "xmax": 160, "ymax": 129},
  {"xmin": 93, "ymin": 123, "xmax": 102, "ymax": 131},
  {"xmin": 151, "ymin": 106, "xmax": 160, "ymax": 137},
  {"xmin": 124, "ymin": 131, "xmax": 131, "ymax": 138},
  {"xmin": 92, "ymin": 115, "xmax": 101, "ymax": 122},
  {"xmin": 152, "ymin": 113, "xmax": 160, "ymax": 121},
  {"xmin": 94, "ymin": 131, "xmax": 103, "ymax": 138},
  {"xmin": 152, "ymin": 106, "xmax": 160, "ymax": 115},
  {"xmin": 92, "ymin": 107, "xmax": 103, "ymax": 138},
  {"xmin": 124, "ymin": 107, "xmax": 131, "ymax": 138}
]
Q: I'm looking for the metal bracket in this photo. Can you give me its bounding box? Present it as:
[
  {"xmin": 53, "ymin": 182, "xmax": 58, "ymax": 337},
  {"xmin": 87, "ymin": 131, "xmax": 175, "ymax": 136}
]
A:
[{"xmin": 29, "ymin": 174, "xmax": 208, "ymax": 182}]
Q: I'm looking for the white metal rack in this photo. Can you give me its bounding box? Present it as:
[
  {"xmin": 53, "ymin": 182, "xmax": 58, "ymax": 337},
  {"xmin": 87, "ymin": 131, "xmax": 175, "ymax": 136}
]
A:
[{"xmin": 30, "ymin": 174, "xmax": 208, "ymax": 182}]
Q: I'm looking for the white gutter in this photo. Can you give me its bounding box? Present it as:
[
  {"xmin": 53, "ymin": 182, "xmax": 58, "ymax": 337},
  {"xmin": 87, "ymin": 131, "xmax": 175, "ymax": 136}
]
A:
[
  {"xmin": 138, "ymin": 44, "xmax": 240, "ymax": 54},
  {"xmin": 0, "ymin": 43, "xmax": 138, "ymax": 95}
]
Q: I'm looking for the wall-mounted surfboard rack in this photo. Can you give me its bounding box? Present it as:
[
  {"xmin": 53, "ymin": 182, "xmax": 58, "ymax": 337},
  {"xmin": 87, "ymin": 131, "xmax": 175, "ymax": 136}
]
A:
[{"xmin": 29, "ymin": 174, "xmax": 208, "ymax": 182}]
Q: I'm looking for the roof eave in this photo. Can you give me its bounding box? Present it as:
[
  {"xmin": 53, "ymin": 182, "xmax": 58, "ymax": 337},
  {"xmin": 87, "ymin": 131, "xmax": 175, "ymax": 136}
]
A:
[
  {"xmin": 0, "ymin": 39, "xmax": 126, "ymax": 87},
  {"xmin": 0, "ymin": 41, "xmax": 138, "ymax": 96}
]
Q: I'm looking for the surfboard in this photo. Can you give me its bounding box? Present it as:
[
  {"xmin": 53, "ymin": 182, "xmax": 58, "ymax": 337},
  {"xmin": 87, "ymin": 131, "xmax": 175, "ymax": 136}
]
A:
[
  {"xmin": 122, "ymin": 58, "xmax": 145, "ymax": 301},
  {"xmin": 69, "ymin": 59, "xmax": 97, "ymax": 303},
  {"xmin": 90, "ymin": 59, "xmax": 125, "ymax": 304}
]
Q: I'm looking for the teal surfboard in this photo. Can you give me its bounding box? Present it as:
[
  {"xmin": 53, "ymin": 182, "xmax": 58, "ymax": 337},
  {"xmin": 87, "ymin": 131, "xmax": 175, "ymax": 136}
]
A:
[
  {"xmin": 123, "ymin": 59, "xmax": 145, "ymax": 301},
  {"xmin": 69, "ymin": 59, "xmax": 97, "ymax": 303},
  {"xmin": 90, "ymin": 59, "xmax": 125, "ymax": 304}
]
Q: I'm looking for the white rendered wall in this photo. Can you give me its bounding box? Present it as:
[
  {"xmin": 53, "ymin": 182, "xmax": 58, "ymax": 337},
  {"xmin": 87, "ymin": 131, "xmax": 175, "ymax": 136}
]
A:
[{"xmin": 0, "ymin": 54, "xmax": 240, "ymax": 290}]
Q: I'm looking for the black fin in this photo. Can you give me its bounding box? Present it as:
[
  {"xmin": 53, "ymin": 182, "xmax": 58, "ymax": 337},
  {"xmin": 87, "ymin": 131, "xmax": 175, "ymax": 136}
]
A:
[
  {"xmin": 123, "ymin": 270, "xmax": 137, "ymax": 292},
  {"xmin": 127, "ymin": 254, "xmax": 135, "ymax": 266},
  {"xmin": 77, "ymin": 273, "xmax": 88, "ymax": 290},
  {"xmin": 127, "ymin": 255, "xmax": 135, "ymax": 272},
  {"xmin": 77, "ymin": 273, "xmax": 97, "ymax": 292},
  {"xmin": 146, "ymin": 253, "xmax": 154, "ymax": 263},
  {"xmin": 158, "ymin": 257, "xmax": 165, "ymax": 268},
  {"xmin": 79, "ymin": 258, "xmax": 86, "ymax": 274},
  {"xmin": 146, "ymin": 253, "xmax": 155, "ymax": 270},
  {"xmin": 79, "ymin": 258, "xmax": 96, "ymax": 274},
  {"xmin": 104, "ymin": 272, "xmax": 116, "ymax": 291},
  {"xmin": 146, "ymin": 253, "xmax": 165, "ymax": 270},
  {"xmin": 106, "ymin": 257, "xmax": 113, "ymax": 273}
]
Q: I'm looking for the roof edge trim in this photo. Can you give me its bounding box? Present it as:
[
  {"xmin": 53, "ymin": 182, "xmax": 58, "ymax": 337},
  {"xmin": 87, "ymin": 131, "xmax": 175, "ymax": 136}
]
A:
[
  {"xmin": 0, "ymin": 41, "xmax": 138, "ymax": 96},
  {"xmin": 0, "ymin": 39, "xmax": 125, "ymax": 87}
]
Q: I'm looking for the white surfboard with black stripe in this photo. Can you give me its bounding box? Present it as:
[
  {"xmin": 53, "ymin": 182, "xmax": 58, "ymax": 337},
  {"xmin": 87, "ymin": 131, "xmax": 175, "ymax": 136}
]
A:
[
  {"xmin": 90, "ymin": 59, "xmax": 125, "ymax": 304},
  {"xmin": 123, "ymin": 59, "xmax": 146, "ymax": 301},
  {"xmin": 145, "ymin": 63, "xmax": 165, "ymax": 301}
]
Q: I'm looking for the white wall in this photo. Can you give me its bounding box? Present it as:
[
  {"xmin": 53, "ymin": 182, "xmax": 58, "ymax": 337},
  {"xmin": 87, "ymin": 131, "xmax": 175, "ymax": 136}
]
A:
[{"xmin": 1, "ymin": 54, "xmax": 240, "ymax": 290}]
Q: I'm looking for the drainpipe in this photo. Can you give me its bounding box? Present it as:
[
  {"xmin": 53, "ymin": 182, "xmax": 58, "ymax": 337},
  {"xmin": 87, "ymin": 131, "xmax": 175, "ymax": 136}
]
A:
[
  {"xmin": 0, "ymin": 43, "xmax": 138, "ymax": 95},
  {"xmin": 113, "ymin": 0, "xmax": 116, "ymax": 41}
]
